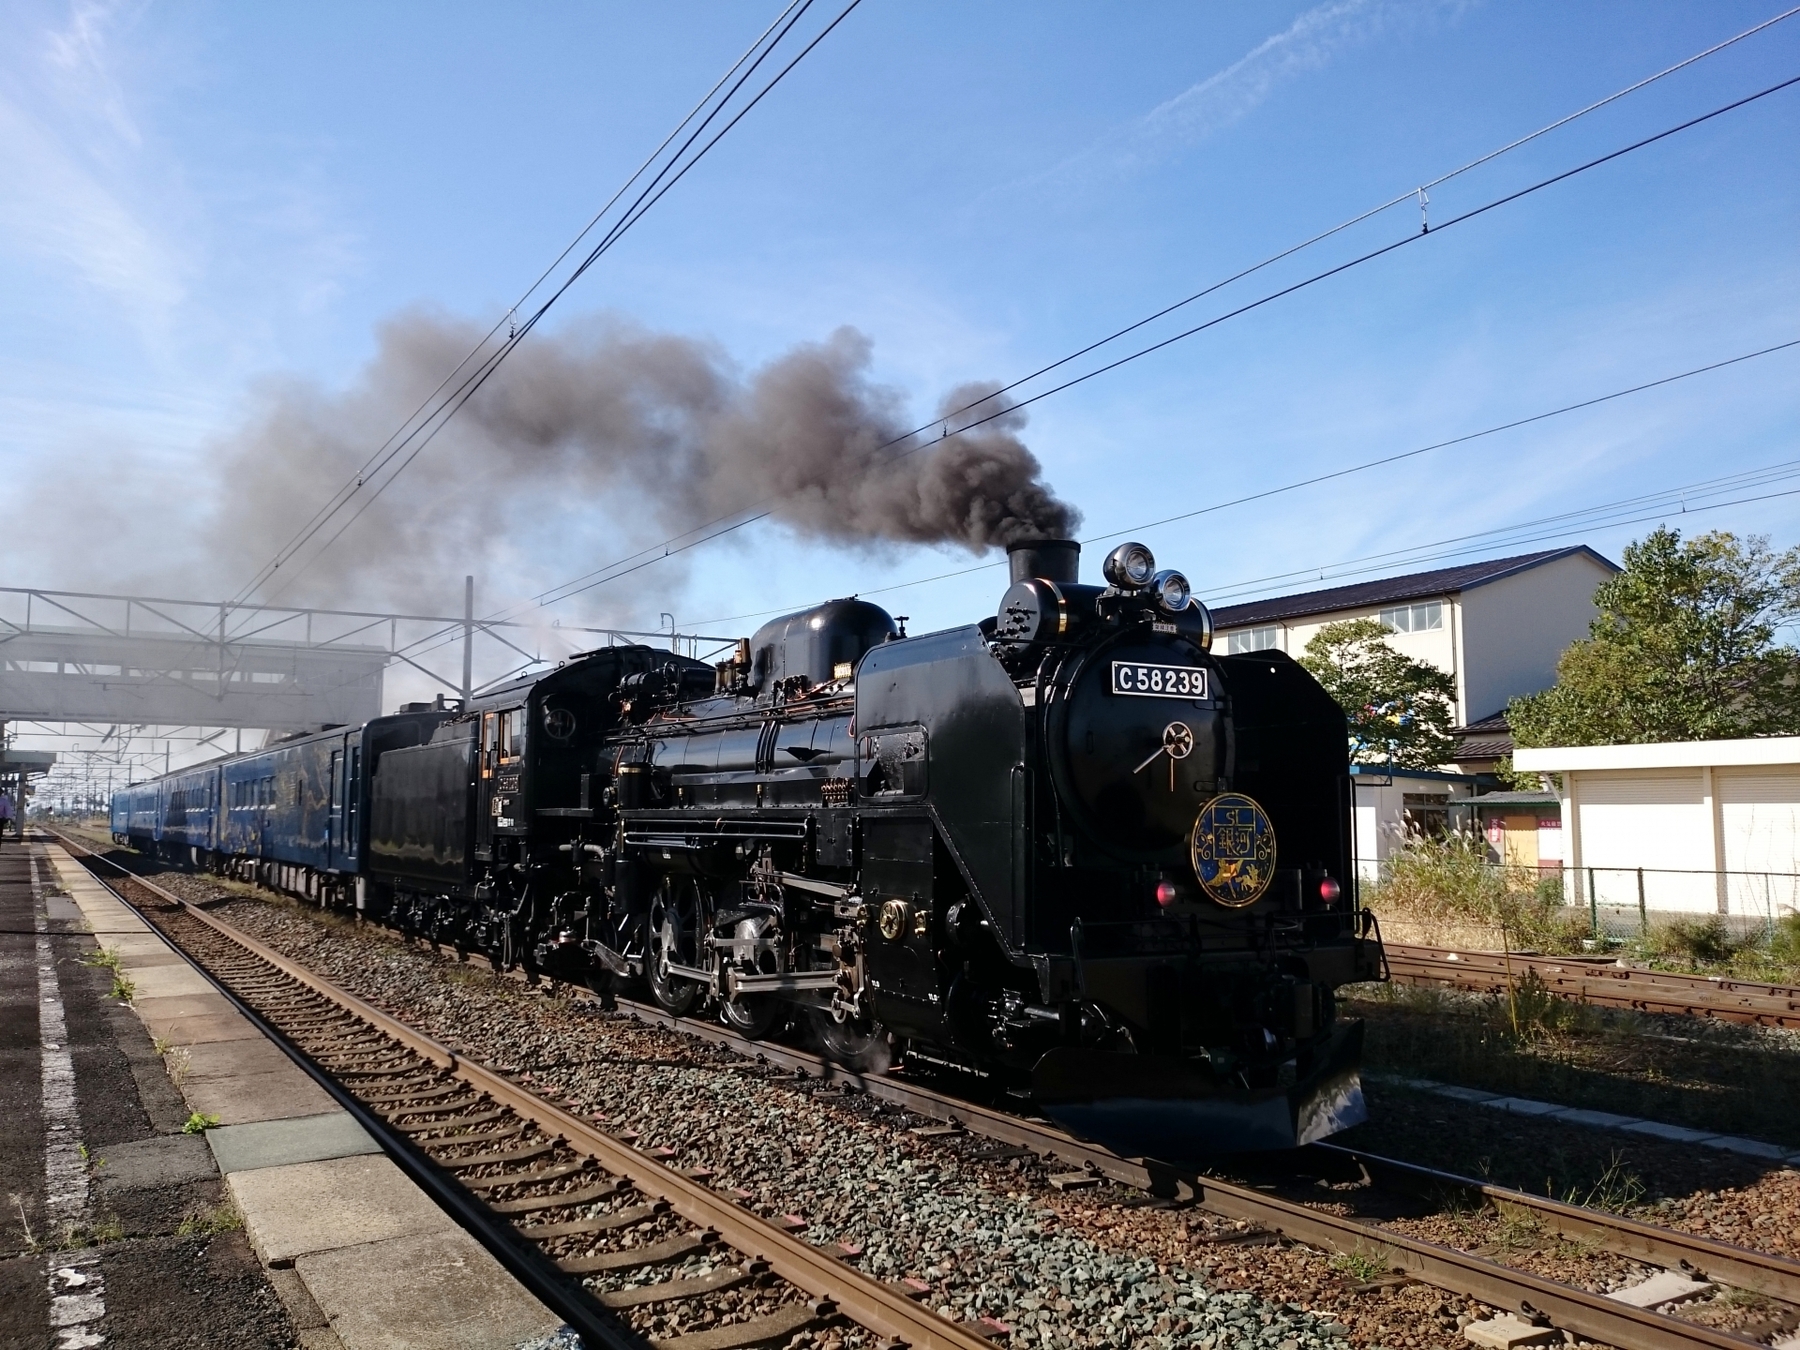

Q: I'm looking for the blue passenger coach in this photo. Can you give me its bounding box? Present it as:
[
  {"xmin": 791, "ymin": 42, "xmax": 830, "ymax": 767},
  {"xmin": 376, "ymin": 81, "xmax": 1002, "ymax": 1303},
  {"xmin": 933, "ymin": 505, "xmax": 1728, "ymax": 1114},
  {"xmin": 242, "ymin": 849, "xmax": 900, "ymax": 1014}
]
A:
[
  {"xmin": 111, "ymin": 707, "xmax": 453, "ymax": 910},
  {"xmin": 219, "ymin": 726, "xmax": 362, "ymax": 877},
  {"xmin": 158, "ymin": 766, "xmax": 220, "ymax": 858},
  {"xmin": 114, "ymin": 724, "xmax": 368, "ymax": 907}
]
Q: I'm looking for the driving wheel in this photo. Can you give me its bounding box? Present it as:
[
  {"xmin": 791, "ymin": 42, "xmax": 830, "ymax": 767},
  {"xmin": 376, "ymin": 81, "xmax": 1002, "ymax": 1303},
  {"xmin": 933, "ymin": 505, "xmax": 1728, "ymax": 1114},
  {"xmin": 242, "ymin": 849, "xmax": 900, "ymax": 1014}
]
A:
[{"xmin": 646, "ymin": 877, "xmax": 708, "ymax": 1016}]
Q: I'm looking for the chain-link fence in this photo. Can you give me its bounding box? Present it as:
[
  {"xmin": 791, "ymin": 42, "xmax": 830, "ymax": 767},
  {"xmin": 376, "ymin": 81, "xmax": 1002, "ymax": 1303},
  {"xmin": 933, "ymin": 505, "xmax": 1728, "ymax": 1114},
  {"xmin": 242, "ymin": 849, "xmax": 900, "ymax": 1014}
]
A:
[{"xmin": 1551, "ymin": 864, "xmax": 1798, "ymax": 944}]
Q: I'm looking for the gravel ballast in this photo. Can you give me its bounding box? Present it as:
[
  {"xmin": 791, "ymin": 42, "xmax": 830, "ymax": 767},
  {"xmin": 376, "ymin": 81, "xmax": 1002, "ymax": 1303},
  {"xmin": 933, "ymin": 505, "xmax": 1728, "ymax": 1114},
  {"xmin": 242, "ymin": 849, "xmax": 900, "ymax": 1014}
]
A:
[{"xmin": 106, "ymin": 863, "xmax": 1800, "ymax": 1349}]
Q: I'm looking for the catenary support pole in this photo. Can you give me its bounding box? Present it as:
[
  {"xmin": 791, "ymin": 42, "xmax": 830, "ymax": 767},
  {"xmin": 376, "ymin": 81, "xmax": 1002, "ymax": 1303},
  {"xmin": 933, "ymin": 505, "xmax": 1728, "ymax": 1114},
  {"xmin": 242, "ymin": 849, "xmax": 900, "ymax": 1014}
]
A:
[{"xmin": 461, "ymin": 575, "xmax": 474, "ymax": 706}]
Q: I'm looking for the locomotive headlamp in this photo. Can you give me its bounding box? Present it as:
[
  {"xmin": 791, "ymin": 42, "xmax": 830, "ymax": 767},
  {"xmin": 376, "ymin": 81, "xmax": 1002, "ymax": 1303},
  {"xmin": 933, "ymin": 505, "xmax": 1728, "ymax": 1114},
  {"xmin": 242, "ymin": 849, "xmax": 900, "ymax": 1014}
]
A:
[
  {"xmin": 1103, "ymin": 541, "xmax": 1156, "ymax": 589},
  {"xmin": 1151, "ymin": 569, "xmax": 1191, "ymax": 613},
  {"xmin": 1319, "ymin": 876, "xmax": 1343, "ymax": 905}
]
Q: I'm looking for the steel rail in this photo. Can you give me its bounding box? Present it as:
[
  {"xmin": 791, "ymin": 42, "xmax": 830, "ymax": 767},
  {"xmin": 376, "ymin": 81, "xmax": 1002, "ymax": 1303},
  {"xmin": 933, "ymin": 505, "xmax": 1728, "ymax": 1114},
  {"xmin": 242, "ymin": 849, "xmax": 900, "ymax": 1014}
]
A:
[
  {"xmin": 52, "ymin": 836, "xmax": 993, "ymax": 1350},
  {"xmin": 1316, "ymin": 1144, "xmax": 1800, "ymax": 1306},
  {"xmin": 44, "ymin": 838, "xmax": 640, "ymax": 1350},
  {"xmin": 1385, "ymin": 943, "xmax": 1800, "ymax": 1029},
  {"xmin": 57, "ymin": 833, "xmax": 1787, "ymax": 1350},
  {"xmin": 611, "ymin": 1009, "xmax": 1786, "ymax": 1350}
]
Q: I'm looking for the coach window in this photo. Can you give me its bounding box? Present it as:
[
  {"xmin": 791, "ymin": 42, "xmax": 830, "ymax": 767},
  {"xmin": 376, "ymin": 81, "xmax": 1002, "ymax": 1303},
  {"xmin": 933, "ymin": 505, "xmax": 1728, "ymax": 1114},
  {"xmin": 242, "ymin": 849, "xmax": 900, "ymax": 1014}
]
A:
[
  {"xmin": 482, "ymin": 713, "xmax": 498, "ymax": 775},
  {"xmin": 501, "ymin": 709, "xmax": 525, "ymax": 763}
]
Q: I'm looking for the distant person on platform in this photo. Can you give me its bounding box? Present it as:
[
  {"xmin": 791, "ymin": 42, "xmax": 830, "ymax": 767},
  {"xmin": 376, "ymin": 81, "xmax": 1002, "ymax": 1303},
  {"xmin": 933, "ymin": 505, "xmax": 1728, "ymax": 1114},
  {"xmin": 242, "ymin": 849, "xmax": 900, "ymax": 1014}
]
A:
[{"xmin": 0, "ymin": 790, "xmax": 14, "ymax": 847}]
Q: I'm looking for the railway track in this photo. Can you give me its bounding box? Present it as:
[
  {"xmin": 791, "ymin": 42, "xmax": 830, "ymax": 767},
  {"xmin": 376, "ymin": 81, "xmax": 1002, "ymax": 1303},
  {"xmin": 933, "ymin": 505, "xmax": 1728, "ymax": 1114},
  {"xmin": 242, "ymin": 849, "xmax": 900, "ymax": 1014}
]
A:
[
  {"xmin": 52, "ymin": 836, "xmax": 993, "ymax": 1350},
  {"xmin": 54, "ymin": 833, "xmax": 1800, "ymax": 1350},
  {"xmin": 1384, "ymin": 943, "xmax": 1800, "ymax": 1030}
]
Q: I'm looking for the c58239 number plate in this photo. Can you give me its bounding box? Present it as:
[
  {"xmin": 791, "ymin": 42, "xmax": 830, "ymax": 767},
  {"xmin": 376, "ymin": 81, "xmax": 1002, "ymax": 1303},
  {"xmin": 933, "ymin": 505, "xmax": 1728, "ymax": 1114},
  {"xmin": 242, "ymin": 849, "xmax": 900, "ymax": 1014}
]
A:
[{"xmin": 1111, "ymin": 661, "xmax": 1207, "ymax": 698}]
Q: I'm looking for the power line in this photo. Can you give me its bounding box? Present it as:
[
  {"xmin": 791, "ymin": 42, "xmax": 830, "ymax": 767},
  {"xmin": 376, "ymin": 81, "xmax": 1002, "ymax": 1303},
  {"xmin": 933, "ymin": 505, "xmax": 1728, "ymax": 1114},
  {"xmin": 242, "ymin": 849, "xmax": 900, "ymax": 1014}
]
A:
[
  {"xmin": 888, "ymin": 4, "xmax": 1800, "ymax": 448},
  {"xmin": 1202, "ymin": 472, "xmax": 1800, "ymax": 606},
  {"xmin": 255, "ymin": 0, "xmax": 854, "ymax": 605},
  {"xmin": 278, "ymin": 0, "xmax": 869, "ymax": 599},
  {"xmin": 230, "ymin": 0, "xmax": 816, "ymax": 610},
  {"xmin": 239, "ymin": 0, "xmax": 864, "ymax": 607},
  {"xmin": 677, "ymin": 337, "xmax": 1800, "ymax": 627},
  {"xmin": 497, "ymin": 67, "xmax": 1800, "ymax": 620}
]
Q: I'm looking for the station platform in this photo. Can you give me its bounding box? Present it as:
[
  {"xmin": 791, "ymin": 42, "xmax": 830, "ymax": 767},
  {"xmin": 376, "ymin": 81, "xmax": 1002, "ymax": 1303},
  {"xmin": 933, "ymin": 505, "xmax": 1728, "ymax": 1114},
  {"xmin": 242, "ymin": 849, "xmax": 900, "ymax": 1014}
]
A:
[{"xmin": 2, "ymin": 836, "xmax": 567, "ymax": 1350}]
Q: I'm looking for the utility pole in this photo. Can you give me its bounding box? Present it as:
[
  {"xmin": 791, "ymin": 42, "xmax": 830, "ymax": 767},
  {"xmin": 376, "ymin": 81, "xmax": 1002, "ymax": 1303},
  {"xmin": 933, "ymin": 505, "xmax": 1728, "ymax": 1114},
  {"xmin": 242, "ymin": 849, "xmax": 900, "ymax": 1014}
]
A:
[{"xmin": 461, "ymin": 575, "xmax": 475, "ymax": 707}]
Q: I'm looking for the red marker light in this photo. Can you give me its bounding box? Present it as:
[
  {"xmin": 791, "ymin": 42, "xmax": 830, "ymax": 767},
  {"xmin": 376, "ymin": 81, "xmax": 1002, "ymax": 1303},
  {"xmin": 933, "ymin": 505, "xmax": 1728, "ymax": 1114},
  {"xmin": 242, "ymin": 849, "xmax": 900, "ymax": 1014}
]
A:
[
  {"xmin": 1319, "ymin": 877, "xmax": 1342, "ymax": 905},
  {"xmin": 1155, "ymin": 881, "xmax": 1179, "ymax": 907}
]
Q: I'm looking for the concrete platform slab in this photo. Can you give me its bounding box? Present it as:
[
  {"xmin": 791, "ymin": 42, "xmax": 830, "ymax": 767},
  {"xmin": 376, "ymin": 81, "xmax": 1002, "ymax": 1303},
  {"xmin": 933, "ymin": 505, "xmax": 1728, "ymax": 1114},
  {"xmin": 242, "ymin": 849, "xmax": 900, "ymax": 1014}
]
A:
[
  {"xmin": 107, "ymin": 947, "xmax": 190, "ymax": 969},
  {"xmin": 183, "ymin": 1037, "xmax": 309, "ymax": 1082},
  {"xmin": 295, "ymin": 1227, "xmax": 561, "ymax": 1350},
  {"xmin": 134, "ymin": 988, "xmax": 239, "ymax": 1020},
  {"xmin": 140, "ymin": 1008, "xmax": 264, "ymax": 1051},
  {"xmin": 228, "ymin": 1154, "xmax": 454, "ymax": 1265},
  {"xmin": 93, "ymin": 1134, "xmax": 218, "ymax": 1190},
  {"xmin": 1618, "ymin": 1119, "xmax": 1722, "ymax": 1145},
  {"xmin": 1554, "ymin": 1108, "xmax": 1639, "ymax": 1130},
  {"xmin": 1487, "ymin": 1097, "xmax": 1570, "ymax": 1117},
  {"xmin": 182, "ymin": 1067, "xmax": 340, "ymax": 1125},
  {"xmin": 70, "ymin": 910, "xmax": 153, "ymax": 935},
  {"xmin": 136, "ymin": 986, "xmax": 259, "ymax": 1044},
  {"xmin": 108, "ymin": 927, "xmax": 176, "ymax": 949},
  {"xmin": 1707, "ymin": 1134, "xmax": 1791, "ymax": 1160},
  {"xmin": 208, "ymin": 1112, "xmax": 380, "ymax": 1176},
  {"xmin": 123, "ymin": 962, "xmax": 218, "ymax": 999}
]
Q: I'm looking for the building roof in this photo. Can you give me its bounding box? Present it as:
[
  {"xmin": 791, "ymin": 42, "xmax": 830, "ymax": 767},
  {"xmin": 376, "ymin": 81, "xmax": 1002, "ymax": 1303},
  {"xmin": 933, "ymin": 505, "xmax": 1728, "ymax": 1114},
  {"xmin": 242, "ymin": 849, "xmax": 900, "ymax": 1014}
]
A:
[
  {"xmin": 1454, "ymin": 709, "xmax": 1513, "ymax": 761},
  {"xmin": 1515, "ymin": 735, "xmax": 1800, "ymax": 772},
  {"xmin": 1210, "ymin": 546, "xmax": 1617, "ymax": 630},
  {"xmin": 1467, "ymin": 789, "xmax": 1560, "ymax": 806}
]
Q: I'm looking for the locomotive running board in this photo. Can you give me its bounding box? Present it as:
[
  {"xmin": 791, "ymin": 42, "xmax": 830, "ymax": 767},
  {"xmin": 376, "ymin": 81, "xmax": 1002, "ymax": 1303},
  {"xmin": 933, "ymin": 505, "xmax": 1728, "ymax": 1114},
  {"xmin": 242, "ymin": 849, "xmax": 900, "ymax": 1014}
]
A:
[{"xmin": 1030, "ymin": 1021, "xmax": 1366, "ymax": 1159}]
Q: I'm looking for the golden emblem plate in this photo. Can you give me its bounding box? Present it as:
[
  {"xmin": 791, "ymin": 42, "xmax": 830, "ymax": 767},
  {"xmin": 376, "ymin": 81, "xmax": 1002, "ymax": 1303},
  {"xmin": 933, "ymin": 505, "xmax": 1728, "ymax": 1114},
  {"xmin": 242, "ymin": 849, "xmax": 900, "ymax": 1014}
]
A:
[{"xmin": 1190, "ymin": 792, "xmax": 1277, "ymax": 908}]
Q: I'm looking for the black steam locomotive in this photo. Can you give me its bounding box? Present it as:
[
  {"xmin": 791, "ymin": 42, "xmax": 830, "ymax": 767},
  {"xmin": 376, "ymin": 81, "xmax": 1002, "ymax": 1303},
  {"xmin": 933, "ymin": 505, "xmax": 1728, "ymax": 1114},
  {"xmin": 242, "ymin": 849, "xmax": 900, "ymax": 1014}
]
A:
[{"xmin": 116, "ymin": 538, "xmax": 1381, "ymax": 1157}]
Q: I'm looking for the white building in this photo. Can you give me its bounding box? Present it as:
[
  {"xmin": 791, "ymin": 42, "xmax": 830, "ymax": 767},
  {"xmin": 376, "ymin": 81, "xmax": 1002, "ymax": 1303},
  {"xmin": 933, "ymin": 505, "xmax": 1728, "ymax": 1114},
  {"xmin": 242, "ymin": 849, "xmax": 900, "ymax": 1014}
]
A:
[
  {"xmin": 1348, "ymin": 764, "xmax": 1482, "ymax": 881},
  {"xmin": 1210, "ymin": 546, "xmax": 1618, "ymax": 735},
  {"xmin": 1514, "ymin": 737, "xmax": 1800, "ymax": 919}
]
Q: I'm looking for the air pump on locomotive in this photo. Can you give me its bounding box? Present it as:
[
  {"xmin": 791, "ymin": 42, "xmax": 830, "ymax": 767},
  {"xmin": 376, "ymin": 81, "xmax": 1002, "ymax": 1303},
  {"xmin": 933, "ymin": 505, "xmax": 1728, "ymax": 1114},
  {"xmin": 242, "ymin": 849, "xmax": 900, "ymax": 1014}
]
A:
[{"xmin": 358, "ymin": 536, "xmax": 1380, "ymax": 1156}]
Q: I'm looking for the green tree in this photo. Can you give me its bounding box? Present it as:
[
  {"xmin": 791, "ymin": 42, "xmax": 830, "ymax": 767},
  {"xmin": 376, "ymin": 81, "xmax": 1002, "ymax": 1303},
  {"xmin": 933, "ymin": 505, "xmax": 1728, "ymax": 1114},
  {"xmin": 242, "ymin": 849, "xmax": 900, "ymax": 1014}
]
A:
[
  {"xmin": 1300, "ymin": 618, "xmax": 1459, "ymax": 768},
  {"xmin": 1510, "ymin": 528, "xmax": 1800, "ymax": 747}
]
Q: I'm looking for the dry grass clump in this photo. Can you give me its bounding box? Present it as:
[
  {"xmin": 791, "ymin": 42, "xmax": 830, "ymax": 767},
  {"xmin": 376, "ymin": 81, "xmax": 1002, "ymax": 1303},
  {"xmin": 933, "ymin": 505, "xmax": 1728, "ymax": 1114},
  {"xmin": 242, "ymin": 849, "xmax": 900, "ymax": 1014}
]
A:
[
  {"xmin": 1626, "ymin": 912, "xmax": 1800, "ymax": 982},
  {"xmin": 1362, "ymin": 833, "xmax": 1589, "ymax": 954}
]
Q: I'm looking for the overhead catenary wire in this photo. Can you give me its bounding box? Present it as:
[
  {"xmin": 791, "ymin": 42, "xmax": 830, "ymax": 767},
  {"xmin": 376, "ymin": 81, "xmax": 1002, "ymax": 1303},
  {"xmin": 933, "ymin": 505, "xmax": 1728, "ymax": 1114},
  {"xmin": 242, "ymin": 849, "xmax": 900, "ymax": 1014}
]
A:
[
  {"xmin": 672, "ymin": 337, "xmax": 1800, "ymax": 628},
  {"xmin": 881, "ymin": 4, "xmax": 1800, "ymax": 446},
  {"xmin": 254, "ymin": 0, "xmax": 859, "ymax": 607},
  {"xmin": 239, "ymin": 0, "xmax": 865, "ymax": 608},
  {"xmin": 491, "ymin": 71, "xmax": 1800, "ymax": 625},
  {"xmin": 490, "ymin": 18, "xmax": 1800, "ymax": 621},
  {"xmin": 1202, "ymin": 475, "xmax": 1800, "ymax": 607},
  {"xmin": 711, "ymin": 461, "xmax": 1800, "ymax": 634},
  {"xmin": 228, "ymin": 0, "xmax": 816, "ymax": 610}
]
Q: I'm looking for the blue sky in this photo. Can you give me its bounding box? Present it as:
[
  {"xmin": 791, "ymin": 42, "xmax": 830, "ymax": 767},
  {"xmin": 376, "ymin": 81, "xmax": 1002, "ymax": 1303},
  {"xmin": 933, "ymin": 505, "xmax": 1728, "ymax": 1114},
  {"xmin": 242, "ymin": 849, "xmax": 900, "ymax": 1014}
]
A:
[{"xmin": 2, "ymin": 0, "xmax": 1796, "ymax": 699}]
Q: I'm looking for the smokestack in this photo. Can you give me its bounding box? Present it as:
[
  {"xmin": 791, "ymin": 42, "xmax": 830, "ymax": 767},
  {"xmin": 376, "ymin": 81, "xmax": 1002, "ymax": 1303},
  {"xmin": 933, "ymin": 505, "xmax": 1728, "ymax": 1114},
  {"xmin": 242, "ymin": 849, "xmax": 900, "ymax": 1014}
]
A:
[{"xmin": 1007, "ymin": 538, "xmax": 1080, "ymax": 585}]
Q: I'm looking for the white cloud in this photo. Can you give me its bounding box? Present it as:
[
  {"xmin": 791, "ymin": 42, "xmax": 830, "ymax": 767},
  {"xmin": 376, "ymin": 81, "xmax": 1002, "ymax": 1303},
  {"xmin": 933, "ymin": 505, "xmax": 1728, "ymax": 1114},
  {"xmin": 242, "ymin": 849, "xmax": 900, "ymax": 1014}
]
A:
[
  {"xmin": 0, "ymin": 90, "xmax": 186, "ymax": 327},
  {"xmin": 1026, "ymin": 0, "xmax": 1466, "ymax": 192},
  {"xmin": 41, "ymin": 0, "xmax": 143, "ymax": 147}
]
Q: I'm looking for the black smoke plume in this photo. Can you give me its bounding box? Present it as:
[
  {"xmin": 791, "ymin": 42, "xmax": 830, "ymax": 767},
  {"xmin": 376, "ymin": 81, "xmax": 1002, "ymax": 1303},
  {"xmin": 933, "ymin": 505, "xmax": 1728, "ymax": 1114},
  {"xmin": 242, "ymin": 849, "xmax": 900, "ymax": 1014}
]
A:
[{"xmin": 205, "ymin": 313, "xmax": 1079, "ymax": 609}]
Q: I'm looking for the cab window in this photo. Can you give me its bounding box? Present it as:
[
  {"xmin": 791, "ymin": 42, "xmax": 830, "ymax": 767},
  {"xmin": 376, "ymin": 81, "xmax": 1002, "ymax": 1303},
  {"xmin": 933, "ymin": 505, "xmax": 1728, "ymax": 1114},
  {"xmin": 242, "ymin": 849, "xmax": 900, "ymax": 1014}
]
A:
[{"xmin": 500, "ymin": 708, "xmax": 525, "ymax": 762}]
